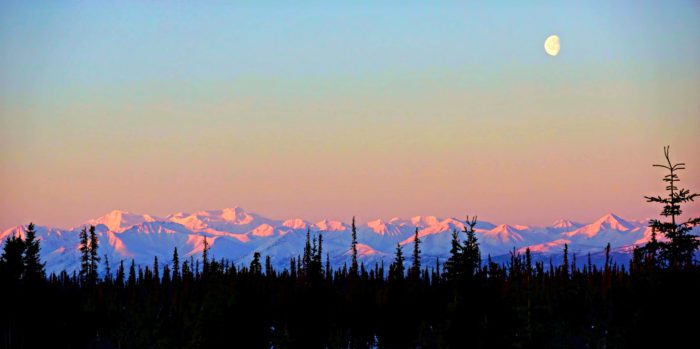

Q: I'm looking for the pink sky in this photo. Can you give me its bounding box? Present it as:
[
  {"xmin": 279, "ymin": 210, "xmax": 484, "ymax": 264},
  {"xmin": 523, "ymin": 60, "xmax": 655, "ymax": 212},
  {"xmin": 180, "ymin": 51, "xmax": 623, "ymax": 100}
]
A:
[{"xmin": 1, "ymin": 2, "xmax": 699, "ymax": 228}]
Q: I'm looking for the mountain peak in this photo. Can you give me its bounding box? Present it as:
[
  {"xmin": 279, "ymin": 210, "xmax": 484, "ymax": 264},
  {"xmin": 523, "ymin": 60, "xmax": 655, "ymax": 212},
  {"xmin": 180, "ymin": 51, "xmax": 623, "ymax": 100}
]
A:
[
  {"xmin": 483, "ymin": 224, "xmax": 525, "ymax": 243},
  {"xmin": 411, "ymin": 215, "xmax": 440, "ymax": 227},
  {"xmin": 87, "ymin": 210, "xmax": 156, "ymax": 232},
  {"xmin": 283, "ymin": 218, "xmax": 309, "ymax": 230},
  {"xmin": 592, "ymin": 213, "xmax": 633, "ymax": 231},
  {"xmin": 314, "ymin": 220, "xmax": 347, "ymax": 231},
  {"xmin": 551, "ymin": 219, "xmax": 581, "ymax": 229},
  {"xmin": 219, "ymin": 206, "xmax": 252, "ymax": 223}
]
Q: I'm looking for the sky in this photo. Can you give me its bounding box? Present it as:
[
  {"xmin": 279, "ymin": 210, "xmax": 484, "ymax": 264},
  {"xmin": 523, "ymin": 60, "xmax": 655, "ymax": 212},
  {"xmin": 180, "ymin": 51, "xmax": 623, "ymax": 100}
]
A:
[{"xmin": 1, "ymin": 1, "xmax": 699, "ymax": 228}]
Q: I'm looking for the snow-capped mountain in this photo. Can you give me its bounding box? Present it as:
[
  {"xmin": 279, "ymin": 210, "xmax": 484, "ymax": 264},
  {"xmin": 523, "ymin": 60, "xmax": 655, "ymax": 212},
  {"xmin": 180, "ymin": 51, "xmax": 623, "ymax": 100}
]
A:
[{"xmin": 1, "ymin": 207, "xmax": 696, "ymax": 274}]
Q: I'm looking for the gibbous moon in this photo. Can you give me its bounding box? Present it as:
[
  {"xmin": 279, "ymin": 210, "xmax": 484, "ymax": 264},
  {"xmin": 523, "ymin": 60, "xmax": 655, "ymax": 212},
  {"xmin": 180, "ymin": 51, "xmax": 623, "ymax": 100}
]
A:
[{"xmin": 544, "ymin": 35, "xmax": 560, "ymax": 56}]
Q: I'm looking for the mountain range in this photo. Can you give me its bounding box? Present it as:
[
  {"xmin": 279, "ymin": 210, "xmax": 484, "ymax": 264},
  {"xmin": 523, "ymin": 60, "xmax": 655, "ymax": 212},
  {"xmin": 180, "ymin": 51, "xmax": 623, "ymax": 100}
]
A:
[{"xmin": 1, "ymin": 207, "xmax": 693, "ymax": 274}]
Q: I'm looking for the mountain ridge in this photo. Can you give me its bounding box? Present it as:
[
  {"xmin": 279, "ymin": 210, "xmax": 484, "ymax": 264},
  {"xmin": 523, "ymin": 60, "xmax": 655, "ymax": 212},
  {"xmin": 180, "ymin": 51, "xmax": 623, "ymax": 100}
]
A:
[{"xmin": 2, "ymin": 206, "xmax": 696, "ymax": 274}]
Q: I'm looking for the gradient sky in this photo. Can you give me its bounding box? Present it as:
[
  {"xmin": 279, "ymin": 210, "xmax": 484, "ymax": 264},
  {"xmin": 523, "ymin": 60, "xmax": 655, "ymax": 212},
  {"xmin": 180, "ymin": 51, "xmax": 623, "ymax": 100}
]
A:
[{"xmin": 1, "ymin": 1, "xmax": 699, "ymax": 228}]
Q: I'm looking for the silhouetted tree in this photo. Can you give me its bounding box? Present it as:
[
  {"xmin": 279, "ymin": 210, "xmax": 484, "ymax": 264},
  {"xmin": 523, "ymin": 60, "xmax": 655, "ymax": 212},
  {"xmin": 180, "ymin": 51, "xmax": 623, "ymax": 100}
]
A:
[
  {"xmin": 88, "ymin": 225, "xmax": 100, "ymax": 284},
  {"xmin": 265, "ymin": 255, "xmax": 273, "ymax": 276},
  {"xmin": 390, "ymin": 243, "xmax": 405, "ymax": 282},
  {"xmin": 128, "ymin": 259, "xmax": 136, "ymax": 287},
  {"xmin": 443, "ymin": 229, "xmax": 462, "ymax": 282},
  {"xmin": 0, "ymin": 234, "xmax": 25, "ymax": 282},
  {"xmin": 172, "ymin": 247, "xmax": 180, "ymax": 282},
  {"xmin": 103, "ymin": 254, "xmax": 111, "ymax": 283},
  {"xmin": 250, "ymin": 252, "xmax": 262, "ymax": 275},
  {"xmin": 79, "ymin": 227, "xmax": 89, "ymax": 283},
  {"xmin": 645, "ymin": 146, "xmax": 700, "ymax": 268},
  {"xmin": 303, "ymin": 229, "xmax": 312, "ymax": 275},
  {"xmin": 350, "ymin": 216, "xmax": 359, "ymax": 276},
  {"xmin": 22, "ymin": 223, "xmax": 45, "ymax": 282},
  {"xmin": 461, "ymin": 215, "xmax": 480, "ymax": 278},
  {"xmin": 116, "ymin": 260, "xmax": 125, "ymax": 287},
  {"xmin": 563, "ymin": 243, "xmax": 569, "ymax": 278},
  {"xmin": 153, "ymin": 256, "xmax": 160, "ymax": 281},
  {"xmin": 604, "ymin": 242, "xmax": 611, "ymax": 274},
  {"xmin": 410, "ymin": 228, "xmax": 421, "ymax": 280},
  {"xmin": 202, "ymin": 235, "xmax": 210, "ymax": 276}
]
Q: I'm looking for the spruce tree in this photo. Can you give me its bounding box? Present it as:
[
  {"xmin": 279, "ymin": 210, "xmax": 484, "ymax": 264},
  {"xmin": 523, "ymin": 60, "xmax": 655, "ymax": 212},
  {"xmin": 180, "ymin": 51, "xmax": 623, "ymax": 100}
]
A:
[
  {"xmin": 303, "ymin": 229, "xmax": 312, "ymax": 275},
  {"xmin": 116, "ymin": 260, "xmax": 125, "ymax": 287},
  {"xmin": 604, "ymin": 243, "xmax": 611, "ymax": 274},
  {"xmin": 172, "ymin": 247, "xmax": 180, "ymax": 281},
  {"xmin": 461, "ymin": 215, "xmax": 480, "ymax": 278},
  {"xmin": 443, "ymin": 228, "xmax": 462, "ymax": 281},
  {"xmin": 0, "ymin": 234, "xmax": 26, "ymax": 282},
  {"xmin": 128, "ymin": 259, "xmax": 136, "ymax": 287},
  {"xmin": 250, "ymin": 252, "xmax": 262, "ymax": 275},
  {"xmin": 644, "ymin": 146, "xmax": 700, "ymax": 268},
  {"xmin": 265, "ymin": 255, "xmax": 273, "ymax": 276},
  {"xmin": 22, "ymin": 223, "xmax": 45, "ymax": 282},
  {"xmin": 202, "ymin": 235, "xmax": 209, "ymax": 276},
  {"xmin": 153, "ymin": 256, "xmax": 160, "ymax": 282},
  {"xmin": 103, "ymin": 254, "xmax": 111, "ymax": 283},
  {"xmin": 562, "ymin": 243, "xmax": 569, "ymax": 278},
  {"xmin": 79, "ymin": 227, "xmax": 89, "ymax": 283},
  {"xmin": 411, "ymin": 228, "xmax": 421, "ymax": 280},
  {"xmin": 525, "ymin": 247, "xmax": 532, "ymax": 278},
  {"xmin": 316, "ymin": 234, "xmax": 323, "ymax": 276},
  {"xmin": 182, "ymin": 260, "xmax": 191, "ymax": 280},
  {"xmin": 390, "ymin": 243, "xmax": 405, "ymax": 281},
  {"xmin": 88, "ymin": 225, "xmax": 100, "ymax": 284},
  {"xmin": 350, "ymin": 216, "xmax": 359, "ymax": 276}
]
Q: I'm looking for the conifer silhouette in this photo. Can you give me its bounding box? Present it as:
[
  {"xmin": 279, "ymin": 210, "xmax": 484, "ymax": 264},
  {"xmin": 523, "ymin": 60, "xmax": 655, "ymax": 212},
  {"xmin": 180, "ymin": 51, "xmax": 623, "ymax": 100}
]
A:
[
  {"xmin": 22, "ymin": 223, "xmax": 45, "ymax": 282},
  {"xmin": 350, "ymin": 216, "xmax": 359, "ymax": 276},
  {"xmin": 644, "ymin": 146, "xmax": 700, "ymax": 268}
]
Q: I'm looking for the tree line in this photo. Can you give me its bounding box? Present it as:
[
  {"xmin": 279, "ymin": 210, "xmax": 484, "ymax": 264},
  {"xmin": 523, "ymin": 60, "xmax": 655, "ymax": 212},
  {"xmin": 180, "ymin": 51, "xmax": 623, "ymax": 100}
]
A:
[{"xmin": 0, "ymin": 147, "xmax": 698, "ymax": 348}]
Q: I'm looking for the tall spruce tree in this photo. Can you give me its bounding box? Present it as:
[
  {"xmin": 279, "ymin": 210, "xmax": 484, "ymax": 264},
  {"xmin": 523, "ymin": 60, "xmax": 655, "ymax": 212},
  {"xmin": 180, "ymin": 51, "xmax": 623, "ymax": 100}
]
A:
[
  {"xmin": 350, "ymin": 216, "xmax": 359, "ymax": 276},
  {"xmin": 172, "ymin": 247, "xmax": 180, "ymax": 281},
  {"xmin": 461, "ymin": 215, "xmax": 480, "ymax": 278},
  {"xmin": 390, "ymin": 243, "xmax": 405, "ymax": 282},
  {"xmin": 303, "ymin": 229, "xmax": 312, "ymax": 275},
  {"xmin": 562, "ymin": 243, "xmax": 569, "ymax": 278},
  {"xmin": 315, "ymin": 234, "xmax": 323, "ymax": 276},
  {"xmin": 153, "ymin": 256, "xmax": 160, "ymax": 282},
  {"xmin": 265, "ymin": 255, "xmax": 273, "ymax": 276},
  {"xmin": 128, "ymin": 259, "xmax": 136, "ymax": 287},
  {"xmin": 202, "ymin": 235, "xmax": 209, "ymax": 276},
  {"xmin": 443, "ymin": 229, "xmax": 462, "ymax": 282},
  {"xmin": 250, "ymin": 252, "xmax": 262, "ymax": 275},
  {"xmin": 644, "ymin": 146, "xmax": 700, "ymax": 268},
  {"xmin": 23, "ymin": 223, "xmax": 45, "ymax": 282},
  {"xmin": 116, "ymin": 260, "xmax": 125, "ymax": 287},
  {"xmin": 79, "ymin": 227, "xmax": 89, "ymax": 283},
  {"xmin": 411, "ymin": 227, "xmax": 421, "ymax": 279},
  {"xmin": 604, "ymin": 243, "xmax": 611, "ymax": 274},
  {"xmin": 88, "ymin": 225, "xmax": 100, "ymax": 284},
  {"xmin": 103, "ymin": 254, "xmax": 111, "ymax": 283},
  {"xmin": 0, "ymin": 234, "xmax": 26, "ymax": 282}
]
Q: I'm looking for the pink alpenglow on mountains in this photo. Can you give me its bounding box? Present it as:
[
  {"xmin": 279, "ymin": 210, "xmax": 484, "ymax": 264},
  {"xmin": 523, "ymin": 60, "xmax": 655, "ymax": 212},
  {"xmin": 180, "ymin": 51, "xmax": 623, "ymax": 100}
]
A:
[{"xmin": 1, "ymin": 207, "xmax": 696, "ymax": 274}]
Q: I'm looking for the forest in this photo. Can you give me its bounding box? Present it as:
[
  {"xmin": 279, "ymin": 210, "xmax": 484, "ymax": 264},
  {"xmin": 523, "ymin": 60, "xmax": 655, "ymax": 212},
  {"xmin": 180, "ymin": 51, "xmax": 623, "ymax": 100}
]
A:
[{"xmin": 1, "ymin": 147, "xmax": 699, "ymax": 349}]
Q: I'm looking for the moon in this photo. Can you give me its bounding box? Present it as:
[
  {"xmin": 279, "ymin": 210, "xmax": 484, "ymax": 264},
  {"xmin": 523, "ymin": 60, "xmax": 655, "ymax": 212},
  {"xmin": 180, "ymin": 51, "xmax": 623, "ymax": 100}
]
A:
[{"xmin": 544, "ymin": 35, "xmax": 560, "ymax": 56}]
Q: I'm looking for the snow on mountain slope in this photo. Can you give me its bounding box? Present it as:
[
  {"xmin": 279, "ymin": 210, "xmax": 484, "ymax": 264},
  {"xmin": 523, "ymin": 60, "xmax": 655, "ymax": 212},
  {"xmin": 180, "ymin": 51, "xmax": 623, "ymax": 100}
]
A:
[
  {"xmin": 551, "ymin": 219, "xmax": 583, "ymax": 231},
  {"xmin": 562, "ymin": 213, "xmax": 645, "ymax": 247},
  {"xmin": 166, "ymin": 207, "xmax": 275, "ymax": 233},
  {"xmin": 85, "ymin": 210, "xmax": 160, "ymax": 233},
  {"xmin": 313, "ymin": 220, "xmax": 348, "ymax": 231},
  {"xmin": 3, "ymin": 209, "xmax": 695, "ymax": 273},
  {"xmin": 518, "ymin": 239, "xmax": 571, "ymax": 254},
  {"xmin": 482, "ymin": 224, "xmax": 526, "ymax": 244}
]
